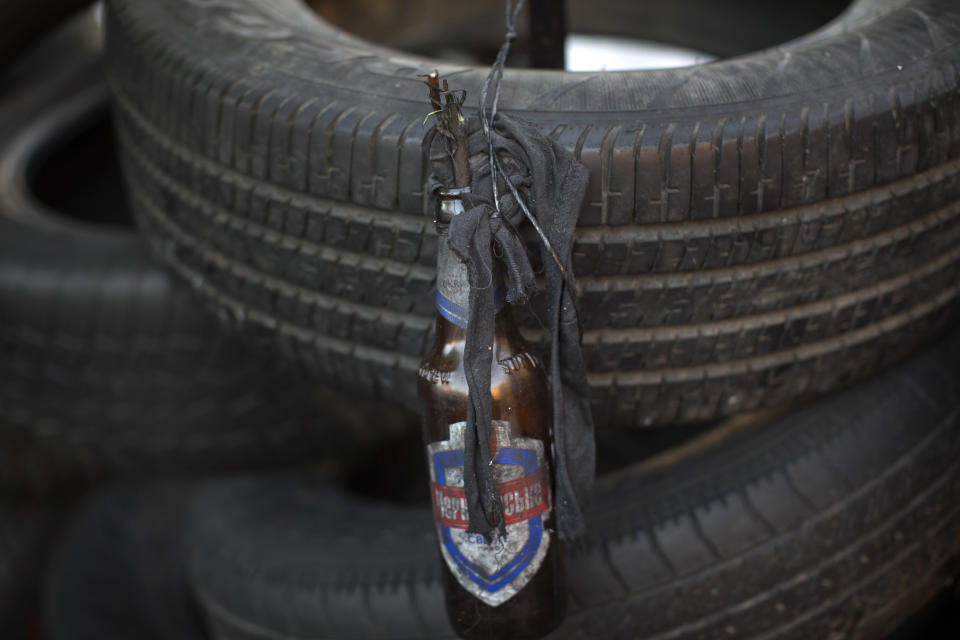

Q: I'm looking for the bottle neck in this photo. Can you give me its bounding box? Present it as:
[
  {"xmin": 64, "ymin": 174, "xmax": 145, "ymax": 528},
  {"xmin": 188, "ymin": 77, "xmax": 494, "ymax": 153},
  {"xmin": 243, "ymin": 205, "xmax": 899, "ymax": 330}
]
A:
[{"xmin": 435, "ymin": 234, "xmax": 506, "ymax": 329}]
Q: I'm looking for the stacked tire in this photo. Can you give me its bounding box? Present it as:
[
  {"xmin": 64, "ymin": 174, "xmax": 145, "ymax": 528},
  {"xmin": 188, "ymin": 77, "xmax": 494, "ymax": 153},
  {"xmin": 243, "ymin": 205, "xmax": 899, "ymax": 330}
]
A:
[
  {"xmin": 0, "ymin": 11, "xmax": 409, "ymax": 637},
  {"xmin": 0, "ymin": 23, "xmax": 394, "ymax": 496},
  {"xmin": 0, "ymin": 0, "xmax": 956, "ymax": 638},
  {"xmin": 185, "ymin": 330, "xmax": 960, "ymax": 639},
  {"xmin": 105, "ymin": 0, "xmax": 960, "ymax": 426}
]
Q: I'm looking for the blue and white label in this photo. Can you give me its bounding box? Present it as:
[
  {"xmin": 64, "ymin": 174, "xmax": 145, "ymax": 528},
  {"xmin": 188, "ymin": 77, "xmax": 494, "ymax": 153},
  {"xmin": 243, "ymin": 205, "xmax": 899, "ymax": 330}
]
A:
[
  {"xmin": 434, "ymin": 237, "xmax": 505, "ymax": 328},
  {"xmin": 427, "ymin": 420, "xmax": 552, "ymax": 606},
  {"xmin": 435, "ymin": 236, "xmax": 471, "ymax": 327}
]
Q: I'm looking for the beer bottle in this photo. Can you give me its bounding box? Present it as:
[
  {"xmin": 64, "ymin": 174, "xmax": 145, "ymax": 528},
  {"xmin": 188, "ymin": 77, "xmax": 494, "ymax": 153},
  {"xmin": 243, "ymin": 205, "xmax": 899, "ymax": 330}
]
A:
[{"xmin": 418, "ymin": 187, "xmax": 565, "ymax": 639}]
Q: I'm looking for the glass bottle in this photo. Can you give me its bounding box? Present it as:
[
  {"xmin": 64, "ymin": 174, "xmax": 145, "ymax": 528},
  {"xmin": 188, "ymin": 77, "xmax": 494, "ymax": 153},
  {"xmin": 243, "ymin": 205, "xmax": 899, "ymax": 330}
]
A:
[{"xmin": 417, "ymin": 187, "xmax": 565, "ymax": 639}]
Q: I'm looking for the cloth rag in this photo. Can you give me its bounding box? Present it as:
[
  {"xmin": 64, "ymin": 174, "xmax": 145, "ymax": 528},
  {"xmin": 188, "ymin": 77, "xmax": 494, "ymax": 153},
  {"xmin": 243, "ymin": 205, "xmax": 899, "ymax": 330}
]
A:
[{"xmin": 429, "ymin": 113, "xmax": 595, "ymax": 541}]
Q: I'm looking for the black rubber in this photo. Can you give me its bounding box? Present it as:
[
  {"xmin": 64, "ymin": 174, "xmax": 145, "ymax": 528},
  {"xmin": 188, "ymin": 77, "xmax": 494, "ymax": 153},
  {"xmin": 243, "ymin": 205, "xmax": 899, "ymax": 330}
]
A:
[
  {"xmin": 0, "ymin": 21, "xmax": 417, "ymax": 493},
  {"xmin": 44, "ymin": 483, "xmax": 208, "ymax": 640},
  {"xmin": 0, "ymin": 0, "xmax": 92, "ymax": 66},
  {"xmin": 104, "ymin": 0, "xmax": 960, "ymax": 425},
  {"xmin": 186, "ymin": 324, "xmax": 960, "ymax": 639},
  {"xmin": 0, "ymin": 503, "xmax": 63, "ymax": 639}
]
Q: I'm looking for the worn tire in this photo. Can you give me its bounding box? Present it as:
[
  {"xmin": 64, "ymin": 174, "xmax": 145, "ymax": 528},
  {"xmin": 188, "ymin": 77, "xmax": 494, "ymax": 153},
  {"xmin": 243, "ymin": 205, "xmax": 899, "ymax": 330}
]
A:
[
  {"xmin": 187, "ymin": 324, "xmax": 960, "ymax": 639},
  {"xmin": 44, "ymin": 483, "xmax": 207, "ymax": 640},
  {"xmin": 0, "ymin": 23, "xmax": 414, "ymax": 493},
  {"xmin": 104, "ymin": 0, "xmax": 960, "ymax": 426}
]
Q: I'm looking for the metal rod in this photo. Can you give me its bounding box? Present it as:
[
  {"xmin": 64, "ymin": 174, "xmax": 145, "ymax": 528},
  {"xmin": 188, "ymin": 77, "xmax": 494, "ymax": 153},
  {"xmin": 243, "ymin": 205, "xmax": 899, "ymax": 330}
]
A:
[{"xmin": 528, "ymin": 0, "xmax": 566, "ymax": 69}]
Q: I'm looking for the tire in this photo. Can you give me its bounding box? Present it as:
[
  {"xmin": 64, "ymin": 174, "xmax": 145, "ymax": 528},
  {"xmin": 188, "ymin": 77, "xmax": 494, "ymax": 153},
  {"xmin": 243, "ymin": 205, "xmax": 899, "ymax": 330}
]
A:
[
  {"xmin": 0, "ymin": 23, "xmax": 416, "ymax": 493},
  {"xmin": 44, "ymin": 483, "xmax": 207, "ymax": 640},
  {"xmin": 0, "ymin": 0, "xmax": 93, "ymax": 66},
  {"xmin": 0, "ymin": 503, "xmax": 62, "ymax": 639},
  {"xmin": 103, "ymin": 0, "xmax": 960, "ymax": 426},
  {"xmin": 186, "ymin": 324, "xmax": 960, "ymax": 639}
]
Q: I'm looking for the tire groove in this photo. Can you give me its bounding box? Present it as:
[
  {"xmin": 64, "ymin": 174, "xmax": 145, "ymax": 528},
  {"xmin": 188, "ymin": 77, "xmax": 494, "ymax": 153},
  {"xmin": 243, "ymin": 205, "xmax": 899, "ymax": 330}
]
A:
[
  {"xmin": 118, "ymin": 78, "xmax": 960, "ymax": 276},
  {"xmin": 134, "ymin": 163, "xmax": 935, "ymax": 407},
  {"xmin": 123, "ymin": 124, "xmax": 432, "ymax": 281},
  {"xmin": 580, "ymin": 198, "xmax": 960, "ymax": 292},
  {"xmin": 114, "ymin": 86, "xmax": 427, "ymax": 225},
  {"xmin": 633, "ymin": 414, "xmax": 960, "ymax": 640},
  {"xmin": 130, "ymin": 187, "xmax": 431, "ymax": 358},
  {"xmin": 133, "ymin": 170, "xmax": 944, "ymax": 379},
  {"xmin": 127, "ymin": 109, "xmax": 960, "ymax": 356},
  {"xmin": 752, "ymin": 484, "xmax": 960, "ymax": 640},
  {"xmin": 595, "ymin": 283, "xmax": 960, "ymax": 387}
]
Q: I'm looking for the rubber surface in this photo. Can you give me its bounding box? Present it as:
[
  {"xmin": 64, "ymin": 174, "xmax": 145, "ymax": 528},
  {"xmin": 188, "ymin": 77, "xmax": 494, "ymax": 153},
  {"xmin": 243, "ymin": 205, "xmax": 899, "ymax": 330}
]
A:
[
  {"xmin": 0, "ymin": 21, "xmax": 416, "ymax": 493},
  {"xmin": 44, "ymin": 483, "xmax": 208, "ymax": 640},
  {"xmin": 104, "ymin": 0, "xmax": 960, "ymax": 425},
  {"xmin": 186, "ymin": 324, "xmax": 960, "ymax": 639},
  {"xmin": 0, "ymin": 0, "xmax": 92, "ymax": 66},
  {"xmin": 0, "ymin": 503, "xmax": 62, "ymax": 639}
]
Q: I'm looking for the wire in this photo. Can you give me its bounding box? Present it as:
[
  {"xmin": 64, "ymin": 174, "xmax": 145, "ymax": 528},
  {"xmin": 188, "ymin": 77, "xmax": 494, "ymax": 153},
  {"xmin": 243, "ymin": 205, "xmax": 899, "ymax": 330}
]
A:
[{"xmin": 477, "ymin": 0, "xmax": 569, "ymax": 280}]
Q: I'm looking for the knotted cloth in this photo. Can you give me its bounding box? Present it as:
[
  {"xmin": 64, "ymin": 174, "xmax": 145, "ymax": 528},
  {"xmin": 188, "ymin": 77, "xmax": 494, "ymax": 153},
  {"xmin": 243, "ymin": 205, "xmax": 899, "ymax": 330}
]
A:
[{"xmin": 430, "ymin": 114, "xmax": 595, "ymax": 541}]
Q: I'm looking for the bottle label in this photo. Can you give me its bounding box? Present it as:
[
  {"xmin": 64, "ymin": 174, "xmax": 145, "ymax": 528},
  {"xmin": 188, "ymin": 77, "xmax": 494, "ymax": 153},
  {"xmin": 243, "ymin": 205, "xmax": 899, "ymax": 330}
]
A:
[
  {"xmin": 435, "ymin": 237, "xmax": 506, "ymax": 328},
  {"xmin": 427, "ymin": 420, "xmax": 552, "ymax": 606},
  {"xmin": 435, "ymin": 237, "xmax": 472, "ymax": 327}
]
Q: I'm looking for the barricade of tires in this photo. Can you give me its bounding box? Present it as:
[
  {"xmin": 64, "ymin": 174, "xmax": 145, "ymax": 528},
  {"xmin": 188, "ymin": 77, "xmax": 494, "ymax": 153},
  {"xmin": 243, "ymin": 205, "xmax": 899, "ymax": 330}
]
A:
[{"xmin": 0, "ymin": 1, "xmax": 958, "ymax": 638}]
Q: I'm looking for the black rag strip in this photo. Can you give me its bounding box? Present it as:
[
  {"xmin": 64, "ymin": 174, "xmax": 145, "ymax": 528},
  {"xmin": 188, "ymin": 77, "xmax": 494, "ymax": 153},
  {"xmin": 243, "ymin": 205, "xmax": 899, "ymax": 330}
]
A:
[{"xmin": 430, "ymin": 114, "xmax": 595, "ymax": 541}]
